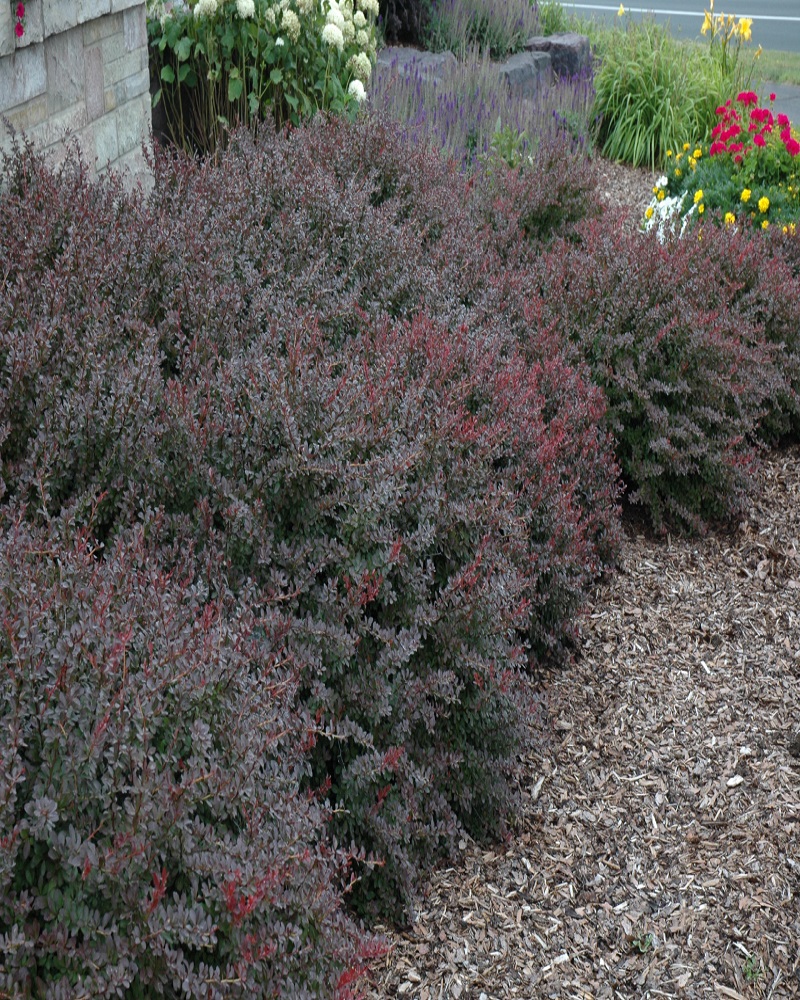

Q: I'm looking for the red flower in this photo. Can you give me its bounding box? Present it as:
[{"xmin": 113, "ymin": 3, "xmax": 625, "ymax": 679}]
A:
[
  {"xmin": 778, "ymin": 113, "xmax": 790, "ymax": 128},
  {"xmin": 781, "ymin": 127, "xmax": 792, "ymax": 143},
  {"xmin": 737, "ymin": 91, "xmax": 759, "ymax": 106},
  {"xmin": 14, "ymin": 21, "xmax": 23, "ymax": 37},
  {"xmin": 770, "ymin": 92, "xmax": 776, "ymax": 102},
  {"xmin": 753, "ymin": 134, "xmax": 766, "ymax": 148},
  {"xmin": 786, "ymin": 137, "xmax": 800, "ymax": 157}
]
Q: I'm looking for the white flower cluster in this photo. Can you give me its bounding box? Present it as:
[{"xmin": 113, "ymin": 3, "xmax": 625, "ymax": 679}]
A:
[
  {"xmin": 641, "ymin": 176, "xmax": 691, "ymax": 242},
  {"xmin": 348, "ymin": 79, "xmax": 367, "ymax": 103},
  {"xmin": 236, "ymin": 0, "xmax": 255, "ymax": 17},
  {"xmin": 282, "ymin": 7, "xmax": 301, "ymax": 41},
  {"xmin": 194, "ymin": 0, "xmax": 218, "ymax": 15}
]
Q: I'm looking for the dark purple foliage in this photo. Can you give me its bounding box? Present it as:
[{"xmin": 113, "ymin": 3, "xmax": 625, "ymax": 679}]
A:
[{"xmin": 0, "ymin": 116, "xmax": 621, "ymax": 946}]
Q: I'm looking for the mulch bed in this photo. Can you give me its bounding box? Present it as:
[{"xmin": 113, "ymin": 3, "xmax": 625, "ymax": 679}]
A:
[{"xmin": 365, "ymin": 445, "xmax": 800, "ymax": 1000}]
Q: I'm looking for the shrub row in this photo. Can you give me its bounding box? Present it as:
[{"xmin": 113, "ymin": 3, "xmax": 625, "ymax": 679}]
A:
[
  {"xmin": 0, "ymin": 115, "xmax": 620, "ymax": 994},
  {"xmin": 2, "ymin": 109, "xmax": 799, "ymax": 991}
]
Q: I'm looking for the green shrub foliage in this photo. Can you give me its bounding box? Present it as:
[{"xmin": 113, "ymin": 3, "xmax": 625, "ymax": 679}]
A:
[{"xmin": 0, "ymin": 117, "xmax": 621, "ymax": 947}]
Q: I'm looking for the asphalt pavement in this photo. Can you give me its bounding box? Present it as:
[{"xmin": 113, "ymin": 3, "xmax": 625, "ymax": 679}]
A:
[{"xmin": 563, "ymin": 2, "xmax": 800, "ymax": 54}]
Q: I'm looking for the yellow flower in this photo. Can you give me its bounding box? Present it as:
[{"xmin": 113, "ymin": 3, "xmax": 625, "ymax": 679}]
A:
[
  {"xmin": 688, "ymin": 156, "xmax": 697, "ymax": 168},
  {"xmin": 724, "ymin": 212, "xmax": 736, "ymax": 225},
  {"xmin": 683, "ymin": 142, "xmax": 690, "ymax": 151},
  {"xmin": 738, "ymin": 17, "xmax": 752, "ymax": 41},
  {"xmin": 666, "ymin": 149, "xmax": 673, "ymax": 158},
  {"xmin": 693, "ymin": 148, "xmax": 702, "ymax": 159},
  {"xmin": 701, "ymin": 10, "xmax": 712, "ymax": 35},
  {"xmin": 694, "ymin": 189, "xmax": 704, "ymax": 204},
  {"xmin": 674, "ymin": 168, "xmax": 682, "ymax": 178},
  {"xmin": 762, "ymin": 220, "xmax": 769, "ymax": 230},
  {"xmin": 758, "ymin": 196, "xmax": 770, "ymax": 213},
  {"xmin": 698, "ymin": 204, "xmax": 705, "ymax": 215},
  {"xmin": 741, "ymin": 188, "xmax": 751, "ymax": 203},
  {"xmin": 618, "ymin": 3, "xmax": 625, "ymax": 14},
  {"xmin": 645, "ymin": 206, "xmax": 654, "ymax": 219},
  {"xmin": 657, "ymin": 190, "xmax": 665, "ymax": 201}
]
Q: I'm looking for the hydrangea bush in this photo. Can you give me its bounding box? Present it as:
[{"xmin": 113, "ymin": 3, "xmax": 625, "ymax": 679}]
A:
[
  {"xmin": 147, "ymin": 0, "xmax": 378, "ymax": 153},
  {"xmin": 643, "ymin": 92, "xmax": 800, "ymax": 235}
]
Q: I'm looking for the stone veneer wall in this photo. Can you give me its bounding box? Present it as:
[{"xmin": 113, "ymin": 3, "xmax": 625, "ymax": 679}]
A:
[{"xmin": 0, "ymin": 1, "xmax": 152, "ymax": 186}]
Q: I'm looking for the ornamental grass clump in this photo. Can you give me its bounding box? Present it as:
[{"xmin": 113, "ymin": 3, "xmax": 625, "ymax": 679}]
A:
[
  {"xmin": 0, "ymin": 119, "xmax": 621, "ymax": 933},
  {"xmin": 147, "ymin": 0, "xmax": 379, "ymax": 154},
  {"xmin": 424, "ymin": 0, "xmax": 540, "ymax": 59},
  {"xmin": 592, "ymin": 15, "xmax": 726, "ymax": 169},
  {"xmin": 643, "ymin": 92, "xmax": 800, "ymax": 234}
]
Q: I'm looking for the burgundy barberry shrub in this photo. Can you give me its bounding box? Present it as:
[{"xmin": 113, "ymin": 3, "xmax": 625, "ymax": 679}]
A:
[
  {"xmin": 0, "ymin": 511, "xmax": 375, "ymax": 998},
  {"xmin": 472, "ymin": 132, "xmax": 602, "ymax": 257},
  {"xmin": 531, "ymin": 215, "xmax": 789, "ymax": 531},
  {"xmin": 0, "ymin": 122, "xmax": 621, "ymax": 925},
  {"xmin": 690, "ymin": 223, "xmax": 800, "ymax": 442}
]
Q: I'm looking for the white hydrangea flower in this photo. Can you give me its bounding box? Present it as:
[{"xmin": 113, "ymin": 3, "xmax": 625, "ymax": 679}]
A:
[
  {"xmin": 275, "ymin": 35, "xmax": 285, "ymax": 44},
  {"xmin": 265, "ymin": 6, "xmax": 277, "ymax": 24},
  {"xmin": 342, "ymin": 19, "xmax": 355, "ymax": 42},
  {"xmin": 355, "ymin": 27, "xmax": 369, "ymax": 47},
  {"xmin": 349, "ymin": 50, "xmax": 371, "ymax": 81},
  {"xmin": 194, "ymin": 0, "xmax": 218, "ymax": 15},
  {"xmin": 321, "ymin": 21, "xmax": 344, "ymax": 49},
  {"xmin": 282, "ymin": 7, "xmax": 301, "ymax": 41},
  {"xmin": 348, "ymin": 78, "xmax": 367, "ymax": 103},
  {"xmin": 341, "ymin": 0, "xmax": 354, "ymax": 14},
  {"xmin": 356, "ymin": 0, "xmax": 378, "ymax": 15},
  {"xmin": 326, "ymin": 4, "xmax": 345, "ymax": 29},
  {"xmin": 296, "ymin": 0, "xmax": 314, "ymax": 11},
  {"xmin": 236, "ymin": 0, "xmax": 255, "ymax": 16},
  {"xmin": 353, "ymin": 9, "xmax": 366, "ymax": 27}
]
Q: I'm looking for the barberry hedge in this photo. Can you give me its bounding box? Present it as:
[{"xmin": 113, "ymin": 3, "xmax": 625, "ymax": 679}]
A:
[
  {"xmin": 0, "ymin": 115, "xmax": 621, "ymax": 995},
  {"xmin": 2, "ymin": 109, "xmax": 798, "ymax": 992}
]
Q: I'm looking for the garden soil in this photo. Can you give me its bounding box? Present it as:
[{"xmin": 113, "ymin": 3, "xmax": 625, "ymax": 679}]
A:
[{"xmin": 365, "ymin": 444, "xmax": 800, "ymax": 999}]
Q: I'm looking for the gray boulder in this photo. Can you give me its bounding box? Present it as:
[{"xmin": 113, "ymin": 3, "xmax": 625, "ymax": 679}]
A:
[
  {"xmin": 376, "ymin": 46, "xmax": 458, "ymax": 84},
  {"xmin": 497, "ymin": 50, "xmax": 552, "ymax": 100},
  {"xmin": 524, "ymin": 32, "xmax": 592, "ymax": 79}
]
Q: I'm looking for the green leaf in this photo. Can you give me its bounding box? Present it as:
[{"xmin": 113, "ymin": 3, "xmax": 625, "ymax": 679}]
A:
[
  {"xmin": 151, "ymin": 88, "xmax": 163, "ymax": 109},
  {"xmin": 228, "ymin": 77, "xmax": 244, "ymax": 102},
  {"xmin": 270, "ymin": 68, "xmax": 283, "ymax": 85},
  {"xmin": 160, "ymin": 65, "xmax": 175, "ymax": 84},
  {"xmin": 176, "ymin": 36, "xmax": 192, "ymax": 61},
  {"xmin": 178, "ymin": 62, "xmax": 192, "ymax": 83}
]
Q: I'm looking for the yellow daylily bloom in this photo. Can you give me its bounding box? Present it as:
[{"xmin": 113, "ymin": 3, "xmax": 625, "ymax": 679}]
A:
[
  {"xmin": 738, "ymin": 17, "xmax": 752, "ymax": 41},
  {"xmin": 701, "ymin": 10, "xmax": 712, "ymax": 35},
  {"xmin": 618, "ymin": 3, "xmax": 625, "ymax": 14}
]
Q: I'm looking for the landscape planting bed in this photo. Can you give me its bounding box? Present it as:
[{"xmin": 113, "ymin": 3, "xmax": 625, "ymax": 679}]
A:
[{"xmin": 366, "ymin": 446, "xmax": 800, "ymax": 999}]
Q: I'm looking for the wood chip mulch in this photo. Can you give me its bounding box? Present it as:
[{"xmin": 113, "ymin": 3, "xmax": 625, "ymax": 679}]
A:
[{"xmin": 364, "ymin": 446, "xmax": 800, "ymax": 1000}]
